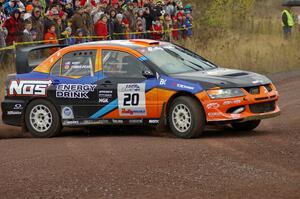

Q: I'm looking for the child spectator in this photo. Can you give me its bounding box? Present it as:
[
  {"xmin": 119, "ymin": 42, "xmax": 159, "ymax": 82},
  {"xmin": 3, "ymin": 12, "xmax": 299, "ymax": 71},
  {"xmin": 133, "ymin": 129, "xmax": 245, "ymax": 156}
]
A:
[
  {"xmin": 22, "ymin": 20, "xmax": 33, "ymax": 43},
  {"xmin": 151, "ymin": 17, "xmax": 163, "ymax": 40},
  {"xmin": 75, "ymin": 28, "xmax": 88, "ymax": 44},
  {"xmin": 176, "ymin": 11, "xmax": 186, "ymax": 40},
  {"xmin": 61, "ymin": 21, "xmax": 75, "ymax": 45},
  {"xmin": 44, "ymin": 24, "xmax": 58, "ymax": 54},
  {"xmin": 94, "ymin": 14, "xmax": 108, "ymax": 40}
]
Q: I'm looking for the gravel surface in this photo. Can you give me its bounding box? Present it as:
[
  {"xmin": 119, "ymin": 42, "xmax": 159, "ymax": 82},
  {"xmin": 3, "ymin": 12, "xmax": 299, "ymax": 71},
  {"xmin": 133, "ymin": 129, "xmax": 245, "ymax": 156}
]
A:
[{"xmin": 0, "ymin": 70, "xmax": 299, "ymax": 199}]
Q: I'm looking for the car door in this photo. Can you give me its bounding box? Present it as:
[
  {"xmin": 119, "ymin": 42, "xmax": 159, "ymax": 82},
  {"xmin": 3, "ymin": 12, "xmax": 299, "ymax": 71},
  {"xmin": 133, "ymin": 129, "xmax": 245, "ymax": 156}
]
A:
[
  {"xmin": 89, "ymin": 49, "xmax": 159, "ymax": 122},
  {"xmin": 48, "ymin": 49, "xmax": 99, "ymax": 120}
]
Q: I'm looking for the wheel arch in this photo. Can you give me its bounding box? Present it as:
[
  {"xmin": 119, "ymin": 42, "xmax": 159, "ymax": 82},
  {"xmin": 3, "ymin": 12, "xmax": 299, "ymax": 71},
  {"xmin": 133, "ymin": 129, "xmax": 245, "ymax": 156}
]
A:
[{"xmin": 164, "ymin": 91, "xmax": 206, "ymax": 125}]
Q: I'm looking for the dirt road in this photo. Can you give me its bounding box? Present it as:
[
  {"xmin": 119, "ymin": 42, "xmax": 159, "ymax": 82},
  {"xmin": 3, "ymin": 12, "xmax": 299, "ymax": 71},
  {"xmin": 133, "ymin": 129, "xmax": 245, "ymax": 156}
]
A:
[{"xmin": 0, "ymin": 71, "xmax": 299, "ymax": 199}]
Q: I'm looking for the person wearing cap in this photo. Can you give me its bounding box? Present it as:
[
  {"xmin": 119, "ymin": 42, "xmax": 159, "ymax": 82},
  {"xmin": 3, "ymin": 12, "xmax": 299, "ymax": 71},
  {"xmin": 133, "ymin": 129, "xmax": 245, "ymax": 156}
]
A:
[
  {"xmin": 124, "ymin": 1, "xmax": 137, "ymax": 38},
  {"xmin": 282, "ymin": 5, "xmax": 295, "ymax": 39},
  {"xmin": 31, "ymin": 7, "xmax": 44, "ymax": 41},
  {"xmin": 4, "ymin": 0, "xmax": 24, "ymax": 16},
  {"xmin": 23, "ymin": 4, "xmax": 33, "ymax": 21},
  {"xmin": 94, "ymin": 14, "xmax": 108, "ymax": 40},
  {"xmin": 3, "ymin": 8, "xmax": 22, "ymax": 45},
  {"xmin": 82, "ymin": 5, "xmax": 94, "ymax": 37},
  {"xmin": 44, "ymin": 10, "xmax": 55, "ymax": 34}
]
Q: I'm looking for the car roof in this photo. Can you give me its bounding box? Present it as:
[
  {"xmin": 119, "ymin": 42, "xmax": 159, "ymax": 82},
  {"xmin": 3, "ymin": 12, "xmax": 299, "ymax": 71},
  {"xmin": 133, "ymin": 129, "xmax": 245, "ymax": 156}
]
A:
[{"xmin": 74, "ymin": 39, "xmax": 167, "ymax": 49}]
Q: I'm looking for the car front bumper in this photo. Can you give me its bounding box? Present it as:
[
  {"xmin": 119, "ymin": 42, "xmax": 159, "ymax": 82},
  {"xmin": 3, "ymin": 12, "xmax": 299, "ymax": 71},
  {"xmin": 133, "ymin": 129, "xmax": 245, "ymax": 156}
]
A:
[{"xmin": 197, "ymin": 84, "xmax": 281, "ymax": 123}]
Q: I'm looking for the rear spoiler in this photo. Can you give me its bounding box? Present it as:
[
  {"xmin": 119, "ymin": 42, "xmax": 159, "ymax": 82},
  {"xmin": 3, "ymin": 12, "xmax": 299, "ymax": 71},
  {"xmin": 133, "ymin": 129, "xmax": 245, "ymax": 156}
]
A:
[{"xmin": 15, "ymin": 44, "xmax": 68, "ymax": 74}]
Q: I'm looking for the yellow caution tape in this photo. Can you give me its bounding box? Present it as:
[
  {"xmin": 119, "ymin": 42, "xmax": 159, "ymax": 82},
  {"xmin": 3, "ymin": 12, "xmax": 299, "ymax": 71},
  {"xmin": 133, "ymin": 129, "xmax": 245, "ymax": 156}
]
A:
[{"xmin": 0, "ymin": 27, "xmax": 192, "ymax": 51}]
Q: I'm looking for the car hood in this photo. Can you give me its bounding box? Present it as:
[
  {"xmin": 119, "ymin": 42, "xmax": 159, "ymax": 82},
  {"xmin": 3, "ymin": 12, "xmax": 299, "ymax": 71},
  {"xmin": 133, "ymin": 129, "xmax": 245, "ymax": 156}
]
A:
[{"xmin": 169, "ymin": 68, "xmax": 272, "ymax": 89}]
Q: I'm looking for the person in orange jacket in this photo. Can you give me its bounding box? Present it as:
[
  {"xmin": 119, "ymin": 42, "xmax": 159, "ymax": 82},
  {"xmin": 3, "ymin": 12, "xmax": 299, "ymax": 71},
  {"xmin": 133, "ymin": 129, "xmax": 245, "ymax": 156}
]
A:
[{"xmin": 44, "ymin": 24, "xmax": 58, "ymax": 55}]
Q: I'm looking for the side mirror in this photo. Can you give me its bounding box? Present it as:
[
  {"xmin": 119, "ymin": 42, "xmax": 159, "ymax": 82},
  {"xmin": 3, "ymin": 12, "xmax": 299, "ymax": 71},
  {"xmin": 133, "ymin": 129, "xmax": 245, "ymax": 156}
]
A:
[{"xmin": 142, "ymin": 70, "xmax": 155, "ymax": 78}]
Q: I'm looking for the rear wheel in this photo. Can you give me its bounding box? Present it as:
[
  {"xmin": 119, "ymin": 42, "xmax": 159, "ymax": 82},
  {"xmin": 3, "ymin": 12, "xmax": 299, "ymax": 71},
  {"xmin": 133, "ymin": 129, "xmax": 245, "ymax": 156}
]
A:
[
  {"xmin": 168, "ymin": 96, "xmax": 205, "ymax": 139},
  {"xmin": 25, "ymin": 99, "xmax": 62, "ymax": 138},
  {"xmin": 231, "ymin": 120, "xmax": 261, "ymax": 131}
]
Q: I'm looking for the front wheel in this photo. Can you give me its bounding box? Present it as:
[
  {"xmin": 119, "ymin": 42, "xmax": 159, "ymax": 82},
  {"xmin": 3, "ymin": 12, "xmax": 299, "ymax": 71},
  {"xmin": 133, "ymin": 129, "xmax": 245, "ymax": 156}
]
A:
[
  {"xmin": 231, "ymin": 120, "xmax": 261, "ymax": 131},
  {"xmin": 168, "ymin": 96, "xmax": 206, "ymax": 139},
  {"xmin": 25, "ymin": 99, "xmax": 62, "ymax": 138}
]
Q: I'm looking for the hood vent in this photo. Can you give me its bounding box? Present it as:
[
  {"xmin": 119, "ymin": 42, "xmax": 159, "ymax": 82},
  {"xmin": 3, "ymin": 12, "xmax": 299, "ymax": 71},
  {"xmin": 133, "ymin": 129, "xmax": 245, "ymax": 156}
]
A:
[{"xmin": 223, "ymin": 72, "xmax": 249, "ymax": 77}]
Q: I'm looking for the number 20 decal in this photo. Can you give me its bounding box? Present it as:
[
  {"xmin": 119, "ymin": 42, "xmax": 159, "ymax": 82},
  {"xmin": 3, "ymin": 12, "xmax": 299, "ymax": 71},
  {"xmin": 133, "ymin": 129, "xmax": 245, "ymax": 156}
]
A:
[{"xmin": 123, "ymin": 93, "xmax": 139, "ymax": 106}]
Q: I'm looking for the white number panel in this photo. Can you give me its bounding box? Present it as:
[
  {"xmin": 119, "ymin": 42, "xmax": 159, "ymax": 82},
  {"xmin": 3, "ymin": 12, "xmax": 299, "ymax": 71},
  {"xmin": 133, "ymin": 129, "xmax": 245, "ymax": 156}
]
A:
[{"xmin": 117, "ymin": 83, "xmax": 147, "ymax": 116}]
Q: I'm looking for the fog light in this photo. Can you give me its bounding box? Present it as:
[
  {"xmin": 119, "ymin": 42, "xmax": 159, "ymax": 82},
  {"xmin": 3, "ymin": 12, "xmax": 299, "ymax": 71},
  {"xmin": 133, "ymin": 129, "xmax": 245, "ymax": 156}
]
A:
[{"xmin": 232, "ymin": 107, "xmax": 245, "ymax": 114}]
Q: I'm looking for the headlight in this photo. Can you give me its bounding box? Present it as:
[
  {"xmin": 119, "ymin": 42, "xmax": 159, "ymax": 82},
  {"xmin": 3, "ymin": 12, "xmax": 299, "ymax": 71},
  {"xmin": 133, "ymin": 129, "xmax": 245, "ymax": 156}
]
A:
[{"xmin": 207, "ymin": 88, "xmax": 245, "ymax": 99}]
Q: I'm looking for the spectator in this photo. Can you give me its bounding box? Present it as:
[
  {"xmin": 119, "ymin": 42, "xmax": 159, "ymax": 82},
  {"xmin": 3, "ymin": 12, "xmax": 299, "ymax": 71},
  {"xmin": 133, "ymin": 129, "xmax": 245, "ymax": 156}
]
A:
[
  {"xmin": 4, "ymin": 0, "xmax": 24, "ymax": 16},
  {"xmin": 163, "ymin": 13, "xmax": 172, "ymax": 41},
  {"xmin": 151, "ymin": 17, "xmax": 163, "ymax": 40},
  {"xmin": 44, "ymin": 24, "xmax": 58, "ymax": 54},
  {"xmin": 3, "ymin": 8, "xmax": 22, "ymax": 45},
  {"xmin": 108, "ymin": 9, "xmax": 116, "ymax": 39},
  {"xmin": 94, "ymin": 14, "xmax": 108, "ymax": 40},
  {"xmin": 23, "ymin": 4, "xmax": 33, "ymax": 21},
  {"xmin": 71, "ymin": 7, "xmax": 84, "ymax": 36},
  {"xmin": 31, "ymin": 7, "xmax": 44, "ymax": 41},
  {"xmin": 124, "ymin": 2, "xmax": 136, "ymax": 38},
  {"xmin": 44, "ymin": 10, "xmax": 55, "ymax": 34},
  {"xmin": 83, "ymin": 5, "xmax": 94, "ymax": 36},
  {"xmin": 75, "ymin": 28, "xmax": 88, "ymax": 44},
  {"xmin": 113, "ymin": 13, "xmax": 125, "ymax": 40},
  {"xmin": 22, "ymin": 20, "xmax": 34, "ymax": 42}
]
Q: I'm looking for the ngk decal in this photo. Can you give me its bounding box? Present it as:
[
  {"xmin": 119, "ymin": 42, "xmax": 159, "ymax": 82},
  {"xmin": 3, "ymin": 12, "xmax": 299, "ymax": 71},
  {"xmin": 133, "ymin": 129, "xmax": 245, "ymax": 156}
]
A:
[{"xmin": 9, "ymin": 80, "xmax": 52, "ymax": 96}]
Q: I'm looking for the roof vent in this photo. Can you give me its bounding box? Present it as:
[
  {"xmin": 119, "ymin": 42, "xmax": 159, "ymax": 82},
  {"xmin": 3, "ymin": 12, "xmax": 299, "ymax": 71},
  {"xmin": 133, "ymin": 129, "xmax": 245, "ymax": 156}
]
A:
[{"xmin": 129, "ymin": 39, "xmax": 160, "ymax": 45}]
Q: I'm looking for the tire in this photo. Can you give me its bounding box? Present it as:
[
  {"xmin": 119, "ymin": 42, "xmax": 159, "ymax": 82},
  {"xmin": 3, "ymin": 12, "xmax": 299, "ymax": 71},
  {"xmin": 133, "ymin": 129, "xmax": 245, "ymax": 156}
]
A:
[
  {"xmin": 168, "ymin": 96, "xmax": 206, "ymax": 139},
  {"xmin": 231, "ymin": 120, "xmax": 261, "ymax": 131},
  {"xmin": 25, "ymin": 99, "xmax": 62, "ymax": 138}
]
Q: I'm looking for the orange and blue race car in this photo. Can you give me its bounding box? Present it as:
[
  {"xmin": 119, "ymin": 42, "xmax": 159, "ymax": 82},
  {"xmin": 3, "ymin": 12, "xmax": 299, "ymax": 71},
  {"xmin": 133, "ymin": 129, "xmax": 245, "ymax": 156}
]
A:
[{"xmin": 1, "ymin": 39, "xmax": 280, "ymax": 138}]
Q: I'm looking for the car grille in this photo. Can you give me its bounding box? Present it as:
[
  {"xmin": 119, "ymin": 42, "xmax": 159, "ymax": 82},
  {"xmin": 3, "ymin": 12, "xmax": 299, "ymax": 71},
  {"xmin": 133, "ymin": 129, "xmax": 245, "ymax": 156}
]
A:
[{"xmin": 249, "ymin": 101, "xmax": 276, "ymax": 113}]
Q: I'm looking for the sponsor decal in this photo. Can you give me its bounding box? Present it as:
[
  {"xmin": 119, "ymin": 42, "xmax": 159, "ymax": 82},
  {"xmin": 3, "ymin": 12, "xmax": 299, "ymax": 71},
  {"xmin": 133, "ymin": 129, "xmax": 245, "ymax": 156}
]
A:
[
  {"xmin": 223, "ymin": 100, "xmax": 242, "ymax": 106},
  {"xmin": 7, "ymin": 111, "xmax": 22, "ymax": 115},
  {"xmin": 159, "ymin": 78, "xmax": 167, "ymax": 86},
  {"xmin": 63, "ymin": 120, "xmax": 79, "ymax": 125},
  {"xmin": 112, "ymin": 119, "xmax": 124, "ymax": 124},
  {"xmin": 175, "ymin": 83, "xmax": 195, "ymax": 91},
  {"xmin": 121, "ymin": 108, "xmax": 146, "ymax": 116},
  {"xmin": 13, "ymin": 104, "xmax": 23, "ymax": 110},
  {"xmin": 207, "ymin": 103, "xmax": 220, "ymax": 109},
  {"xmin": 149, "ymin": 119, "xmax": 159, "ymax": 124},
  {"xmin": 208, "ymin": 112, "xmax": 222, "ymax": 117},
  {"xmin": 129, "ymin": 119, "xmax": 143, "ymax": 124},
  {"xmin": 8, "ymin": 80, "xmax": 52, "ymax": 96},
  {"xmin": 99, "ymin": 90, "xmax": 113, "ymax": 98},
  {"xmin": 61, "ymin": 106, "xmax": 74, "ymax": 119},
  {"xmin": 118, "ymin": 83, "xmax": 147, "ymax": 116},
  {"xmin": 99, "ymin": 98, "xmax": 109, "ymax": 103},
  {"xmin": 56, "ymin": 84, "xmax": 96, "ymax": 99}
]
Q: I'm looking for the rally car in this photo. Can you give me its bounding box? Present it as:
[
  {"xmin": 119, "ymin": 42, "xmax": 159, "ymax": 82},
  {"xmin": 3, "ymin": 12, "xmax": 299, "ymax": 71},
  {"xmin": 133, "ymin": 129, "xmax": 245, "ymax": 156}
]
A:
[{"xmin": 1, "ymin": 39, "xmax": 280, "ymax": 138}]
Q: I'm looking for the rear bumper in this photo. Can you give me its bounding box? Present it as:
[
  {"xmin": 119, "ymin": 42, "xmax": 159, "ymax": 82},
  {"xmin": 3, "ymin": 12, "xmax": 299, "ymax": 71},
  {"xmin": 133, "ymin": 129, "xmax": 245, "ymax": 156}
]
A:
[{"xmin": 1, "ymin": 99, "xmax": 25, "ymax": 127}]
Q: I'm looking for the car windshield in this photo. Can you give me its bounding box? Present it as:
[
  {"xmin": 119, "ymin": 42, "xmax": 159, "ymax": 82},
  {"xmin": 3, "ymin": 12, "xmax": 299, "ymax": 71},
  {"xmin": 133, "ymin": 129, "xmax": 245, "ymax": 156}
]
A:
[{"xmin": 138, "ymin": 45, "xmax": 217, "ymax": 74}]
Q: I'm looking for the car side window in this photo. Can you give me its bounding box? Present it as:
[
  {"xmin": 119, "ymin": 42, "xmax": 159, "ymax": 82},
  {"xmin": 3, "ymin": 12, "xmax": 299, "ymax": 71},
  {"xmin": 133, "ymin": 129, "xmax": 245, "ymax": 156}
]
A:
[
  {"xmin": 102, "ymin": 50, "xmax": 147, "ymax": 78},
  {"xmin": 60, "ymin": 50, "xmax": 96, "ymax": 77}
]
